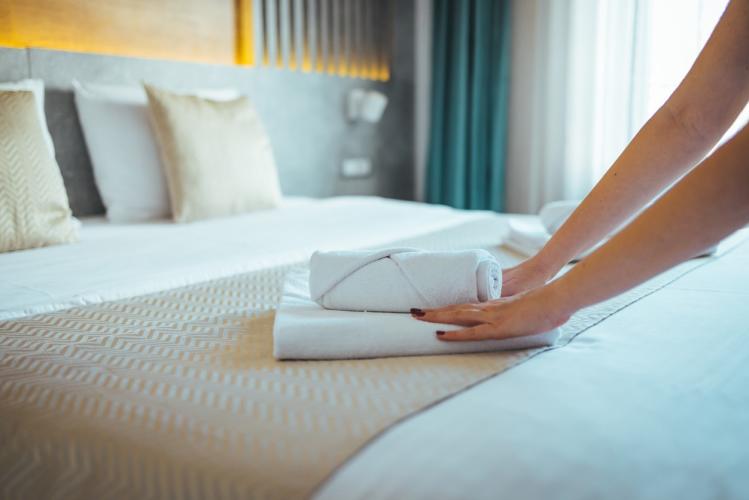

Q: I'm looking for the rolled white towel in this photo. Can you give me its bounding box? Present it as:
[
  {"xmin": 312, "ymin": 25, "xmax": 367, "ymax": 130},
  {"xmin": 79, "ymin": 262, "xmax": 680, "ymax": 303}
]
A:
[
  {"xmin": 309, "ymin": 248, "xmax": 502, "ymax": 312},
  {"xmin": 513, "ymin": 200, "xmax": 717, "ymax": 259}
]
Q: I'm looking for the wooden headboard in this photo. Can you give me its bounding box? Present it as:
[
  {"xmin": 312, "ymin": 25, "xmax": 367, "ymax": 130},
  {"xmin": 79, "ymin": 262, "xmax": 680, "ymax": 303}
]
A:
[
  {"xmin": 0, "ymin": 0, "xmax": 237, "ymax": 64},
  {"xmin": 0, "ymin": 0, "xmax": 394, "ymax": 80}
]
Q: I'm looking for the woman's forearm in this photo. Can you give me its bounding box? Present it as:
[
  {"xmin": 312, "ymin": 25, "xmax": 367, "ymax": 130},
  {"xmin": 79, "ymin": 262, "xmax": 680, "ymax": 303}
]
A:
[
  {"xmin": 531, "ymin": 0, "xmax": 749, "ymax": 279},
  {"xmin": 534, "ymin": 107, "xmax": 716, "ymax": 275},
  {"xmin": 417, "ymin": 126, "xmax": 748, "ymax": 342},
  {"xmin": 548, "ymin": 124, "xmax": 749, "ymax": 315}
]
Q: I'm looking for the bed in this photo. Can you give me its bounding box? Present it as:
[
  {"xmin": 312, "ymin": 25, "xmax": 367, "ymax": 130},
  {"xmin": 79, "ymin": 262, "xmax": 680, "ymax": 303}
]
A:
[
  {"xmin": 2, "ymin": 194, "xmax": 748, "ymax": 499},
  {"xmin": 2, "ymin": 47, "xmax": 748, "ymax": 500}
]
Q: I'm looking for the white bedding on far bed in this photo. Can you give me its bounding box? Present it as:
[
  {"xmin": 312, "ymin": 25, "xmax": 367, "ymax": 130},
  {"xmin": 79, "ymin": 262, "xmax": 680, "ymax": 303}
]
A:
[{"xmin": 0, "ymin": 196, "xmax": 507, "ymax": 320}]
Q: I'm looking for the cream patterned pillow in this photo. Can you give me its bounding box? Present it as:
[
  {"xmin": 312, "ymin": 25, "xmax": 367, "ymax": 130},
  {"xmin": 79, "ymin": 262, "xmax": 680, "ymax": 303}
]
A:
[
  {"xmin": 0, "ymin": 79, "xmax": 56, "ymax": 158},
  {"xmin": 144, "ymin": 84, "xmax": 282, "ymax": 223},
  {"xmin": 0, "ymin": 90, "xmax": 77, "ymax": 253}
]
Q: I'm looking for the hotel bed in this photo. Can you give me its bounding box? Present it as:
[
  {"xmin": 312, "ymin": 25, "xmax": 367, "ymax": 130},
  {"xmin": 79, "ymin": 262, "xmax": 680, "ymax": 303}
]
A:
[
  {"xmin": 2, "ymin": 47, "xmax": 748, "ymax": 500},
  {"xmin": 2, "ymin": 195, "xmax": 748, "ymax": 499}
]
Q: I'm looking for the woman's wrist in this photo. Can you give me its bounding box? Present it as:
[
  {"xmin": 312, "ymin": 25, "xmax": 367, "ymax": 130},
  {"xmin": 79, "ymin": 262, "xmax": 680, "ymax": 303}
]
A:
[
  {"xmin": 535, "ymin": 277, "xmax": 579, "ymax": 325},
  {"xmin": 528, "ymin": 246, "xmax": 566, "ymax": 283}
]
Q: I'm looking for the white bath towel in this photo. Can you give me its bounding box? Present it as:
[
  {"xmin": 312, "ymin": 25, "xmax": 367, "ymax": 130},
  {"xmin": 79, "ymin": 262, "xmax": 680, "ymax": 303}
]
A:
[
  {"xmin": 505, "ymin": 201, "xmax": 581, "ymax": 258},
  {"xmin": 273, "ymin": 270, "xmax": 560, "ymax": 360},
  {"xmin": 504, "ymin": 219, "xmax": 553, "ymax": 258},
  {"xmin": 539, "ymin": 200, "xmax": 580, "ymax": 234},
  {"xmin": 505, "ymin": 200, "xmax": 716, "ymax": 259},
  {"xmin": 309, "ymin": 248, "xmax": 501, "ymax": 313}
]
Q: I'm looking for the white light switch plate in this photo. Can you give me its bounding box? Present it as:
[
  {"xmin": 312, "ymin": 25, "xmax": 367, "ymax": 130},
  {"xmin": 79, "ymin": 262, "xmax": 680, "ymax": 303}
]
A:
[{"xmin": 341, "ymin": 158, "xmax": 372, "ymax": 178}]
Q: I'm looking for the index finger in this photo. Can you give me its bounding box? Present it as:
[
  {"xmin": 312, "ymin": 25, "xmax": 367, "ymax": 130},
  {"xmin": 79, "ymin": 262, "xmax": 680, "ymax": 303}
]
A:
[
  {"xmin": 412, "ymin": 306, "xmax": 486, "ymax": 326},
  {"xmin": 435, "ymin": 323, "xmax": 497, "ymax": 342}
]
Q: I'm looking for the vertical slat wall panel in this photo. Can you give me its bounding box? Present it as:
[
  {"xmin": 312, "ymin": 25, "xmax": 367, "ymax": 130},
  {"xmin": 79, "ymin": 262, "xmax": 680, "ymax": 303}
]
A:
[
  {"xmin": 363, "ymin": 0, "xmax": 371, "ymax": 78},
  {"xmin": 248, "ymin": 0, "xmax": 391, "ymax": 80},
  {"xmin": 301, "ymin": 0, "xmax": 310, "ymax": 71},
  {"xmin": 352, "ymin": 0, "xmax": 362, "ymax": 78},
  {"xmin": 335, "ymin": 0, "xmax": 343, "ymax": 75},
  {"xmin": 275, "ymin": 0, "xmax": 283, "ymax": 67},
  {"xmin": 261, "ymin": 0, "xmax": 270, "ymax": 66},
  {"xmin": 349, "ymin": 0, "xmax": 356, "ymax": 78},
  {"xmin": 379, "ymin": 0, "xmax": 392, "ymax": 81},
  {"xmin": 327, "ymin": 0, "xmax": 336, "ymax": 74},
  {"xmin": 316, "ymin": 0, "xmax": 325, "ymax": 73},
  {"xmin": 342, "ymin": 0, "xmax": 350, "ymax": 77},
  {"xmin": 287, "ymin": 0, "xmax": 296, "ymax": 69}
]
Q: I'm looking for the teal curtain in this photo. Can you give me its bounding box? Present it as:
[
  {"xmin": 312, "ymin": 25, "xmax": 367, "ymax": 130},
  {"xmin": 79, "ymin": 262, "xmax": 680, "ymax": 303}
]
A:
[{"xmin": 426, "ymin": 0, "xmax": 511, "ymax": 211}]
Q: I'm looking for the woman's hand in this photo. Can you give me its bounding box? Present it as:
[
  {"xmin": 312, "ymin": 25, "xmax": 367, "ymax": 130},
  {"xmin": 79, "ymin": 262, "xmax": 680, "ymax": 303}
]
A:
[
  {"xmin": 422, "ymin": 119, "xmax": 749, "ymax": 344},
  {"xmin": 501, "ymin": 256, "xmax": 557, "ymax": 297},
  {"xmin": 411, "ymin": 283, "xmax": 572, "ymax": 341}
]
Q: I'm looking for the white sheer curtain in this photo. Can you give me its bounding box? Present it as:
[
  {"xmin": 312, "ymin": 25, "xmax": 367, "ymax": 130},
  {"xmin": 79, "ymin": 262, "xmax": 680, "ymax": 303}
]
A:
[{"xmin": 505, "ymin": 0, "xmax": 744, "ymax": 214}]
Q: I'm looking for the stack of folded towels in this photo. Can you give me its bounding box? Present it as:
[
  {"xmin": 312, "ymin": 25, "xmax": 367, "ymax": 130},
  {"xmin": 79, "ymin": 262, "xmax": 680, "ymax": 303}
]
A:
[{"xmin": 272, "ymin": 248, "xmax": 559, "ymax": 360}]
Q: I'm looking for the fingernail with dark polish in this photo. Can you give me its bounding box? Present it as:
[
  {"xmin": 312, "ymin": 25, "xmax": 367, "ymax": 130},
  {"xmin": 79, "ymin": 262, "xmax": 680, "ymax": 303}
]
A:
[
  {"xmin": 410, "ymin": 308, "xmax": 425, "ymax": 317},
  {"xmin": 436, "ymin": 331, "xmax": 445, "ymax": 336}
]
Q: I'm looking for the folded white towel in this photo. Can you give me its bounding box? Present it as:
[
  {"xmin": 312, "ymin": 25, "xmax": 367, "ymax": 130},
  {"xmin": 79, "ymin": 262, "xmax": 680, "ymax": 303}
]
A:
[
  {"xmin": 539, "ymin": 200, "xmax": 579, "ymax": 234},
  {"xmin": 273, "ymin": 270, "xmax": 560, "ymax": 360},
  {"xmin": 504, "ymin": 219, "xmax": 553, "ymax": 258},
  {"xmin": 309, "ymin": 248, "xmax": 501, "ymax": 313},
  {"xmin": 505, "ymin": 201, "xmax": 581, "ymax": 258},
  {"xmin": 506, "ymin": 200, "xmax": 716, "ymax": 259}
]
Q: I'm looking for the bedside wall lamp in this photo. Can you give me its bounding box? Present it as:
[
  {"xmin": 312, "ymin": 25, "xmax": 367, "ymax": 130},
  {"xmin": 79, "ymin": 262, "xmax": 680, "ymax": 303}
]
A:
[{"xmin": 347, "ymin": 89, "xmax": 388, "ymax": 123}]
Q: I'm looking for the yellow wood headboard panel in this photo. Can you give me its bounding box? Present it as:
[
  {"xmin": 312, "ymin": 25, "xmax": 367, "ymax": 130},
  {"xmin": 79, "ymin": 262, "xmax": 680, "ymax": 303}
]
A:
[
  {"xmin": 0, "ymin": 0, "xmax": 392, "ymax": 79},
  {"xmin": 0, "ymin": 0, "xmax": 237, "ymax": 64}
]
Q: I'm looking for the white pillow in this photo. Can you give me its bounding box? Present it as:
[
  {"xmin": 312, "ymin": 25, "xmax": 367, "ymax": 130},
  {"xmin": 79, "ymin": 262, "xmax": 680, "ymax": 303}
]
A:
[
  {"xmin": 73, "ymin": 81, "xmax": 240, "ymax": 223},
  {"xmin": 0, "ymin": 79, "xmax": 55, "ymax": 158}
]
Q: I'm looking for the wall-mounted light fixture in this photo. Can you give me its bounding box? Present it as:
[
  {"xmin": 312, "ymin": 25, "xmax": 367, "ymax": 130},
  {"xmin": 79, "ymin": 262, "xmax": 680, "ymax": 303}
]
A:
[{"xmin": 347, "ymin": 89, "xmax": 388, "ymax": 123}]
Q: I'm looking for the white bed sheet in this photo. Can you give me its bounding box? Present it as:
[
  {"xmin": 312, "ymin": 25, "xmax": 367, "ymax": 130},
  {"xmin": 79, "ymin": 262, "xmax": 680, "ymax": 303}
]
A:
[
  {"xmin": 316, "ymin": 230, "xmax": 749, "ymax": 500},
  {"xmin": 0, "ymin": 196, "xmax": 505, "ymax": 320}
]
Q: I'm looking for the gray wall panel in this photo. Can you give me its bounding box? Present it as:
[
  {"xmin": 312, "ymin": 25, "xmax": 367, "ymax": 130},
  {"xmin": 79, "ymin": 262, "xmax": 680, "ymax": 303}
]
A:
[{"xmin": 0, "ymin": 48, "xmax": 29, "ymax": 81}]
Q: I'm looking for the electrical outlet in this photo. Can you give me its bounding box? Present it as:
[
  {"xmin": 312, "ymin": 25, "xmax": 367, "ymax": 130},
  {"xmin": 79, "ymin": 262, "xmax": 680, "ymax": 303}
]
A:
[{"xmin": 341, "ymin": 158, "xmax": 372, "ymax": 178}]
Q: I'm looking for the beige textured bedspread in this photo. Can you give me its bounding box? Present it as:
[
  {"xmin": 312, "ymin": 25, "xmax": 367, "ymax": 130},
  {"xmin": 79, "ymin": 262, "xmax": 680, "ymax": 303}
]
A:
[{"xmin": 0, "ymin": 219, "xmax": 706, "ymax": 499}]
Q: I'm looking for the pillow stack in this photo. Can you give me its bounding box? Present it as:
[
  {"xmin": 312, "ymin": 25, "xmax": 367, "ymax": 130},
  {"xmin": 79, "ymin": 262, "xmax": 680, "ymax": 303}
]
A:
[
  {"xmin": 74, "ymin": 82, "xmax": 281, "ymax": 224},
  {"xmin": 1, "ymin": 77, "xmax": 281, "ymax": 254}
]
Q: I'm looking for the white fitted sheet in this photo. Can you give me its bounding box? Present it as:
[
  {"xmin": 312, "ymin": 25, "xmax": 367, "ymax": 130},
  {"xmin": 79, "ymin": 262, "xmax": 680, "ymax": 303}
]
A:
[
  {"xmin": 0, "ymin": 196, "xmax": 503, "ymax": 320},
  {"xmin": 316, "ymin": 230, "xmax": 749, "ymax": 500}
]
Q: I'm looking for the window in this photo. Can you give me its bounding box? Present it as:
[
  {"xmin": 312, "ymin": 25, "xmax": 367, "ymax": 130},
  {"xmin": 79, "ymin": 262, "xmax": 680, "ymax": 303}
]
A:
[{"xmin": 505, "ymin": 0, "xmax": 746, "ymax": 212}]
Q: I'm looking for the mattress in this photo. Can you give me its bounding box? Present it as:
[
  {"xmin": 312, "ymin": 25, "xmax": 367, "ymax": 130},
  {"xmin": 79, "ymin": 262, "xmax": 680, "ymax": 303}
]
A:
[{"xmin": 2, "ymin": 196, "xmax": 746, "ymax": 499}]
